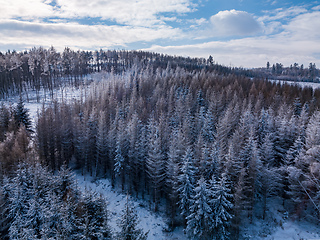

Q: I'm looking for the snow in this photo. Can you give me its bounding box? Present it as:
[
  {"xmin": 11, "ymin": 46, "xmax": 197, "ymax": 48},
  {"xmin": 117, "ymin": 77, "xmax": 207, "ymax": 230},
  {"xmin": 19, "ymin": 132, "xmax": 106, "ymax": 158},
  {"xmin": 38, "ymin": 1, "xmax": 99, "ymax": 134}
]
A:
[
  {"xmin": 75, "ymin": 174, "xmax": 185, "ymax": 240},
  {"xmin": 241, "ymin": 197, "xmax": 320, "ymax": 240},
  {"xmin": 0, "ymin": 78, "xmax": 93, "ymax": 129},
  {"xmin": 75, "ymin": 174, "xmax": 320, "ymax": 240},
  {"xmin": 243, "ymin": 219, "xmax": 320, "ymax": 240}
]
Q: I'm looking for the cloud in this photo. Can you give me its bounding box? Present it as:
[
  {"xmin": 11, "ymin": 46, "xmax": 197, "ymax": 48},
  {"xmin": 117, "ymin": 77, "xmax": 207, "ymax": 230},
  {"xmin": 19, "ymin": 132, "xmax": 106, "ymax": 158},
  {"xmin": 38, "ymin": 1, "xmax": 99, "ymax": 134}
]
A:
[
  {"xmin": 0, "ymin": 0, "xmax": 56, "ymax": 20},
  {"xmin": 260, "ymin": 6, "xmax": 308, "ymax": 22},
  {"xmin": 56, "ymin": 0, "xmax": 195, "ymax": 27},
  {"xmin": 209, "ymin": 9, "xmax": 261, "ymax": 36},
  {"xmin": 0, "ymin": 19, "xmax": 182, "ymax": 51},
  {"xmin": 143, "ymin": 33, "xmax": 320, "ymax": 68},
  {"xmin": 208, "ymin": 10, "xmax": 262, "ymax": 37},
  {"xmin": 143, "ymin": 7, "xmax": 320, "ymax": 68},
  {"xmin": 0, "ymin": 0, "xmax": 195, "ymax": 27},
  {"xmin": 284, "ymin": 11, "xmax": 320, "ymax": 40}
]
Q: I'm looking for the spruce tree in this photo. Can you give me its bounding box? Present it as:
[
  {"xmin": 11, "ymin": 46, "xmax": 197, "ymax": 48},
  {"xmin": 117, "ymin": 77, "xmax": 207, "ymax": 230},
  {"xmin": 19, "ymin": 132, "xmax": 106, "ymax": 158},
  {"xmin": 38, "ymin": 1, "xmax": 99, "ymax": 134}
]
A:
[
  {"xmin": 117, "ymin": 195, "xmax": 148, "ymax": 240},
  {"xmin": 211, "ymin": 173, "xmax": 233, "ymax": 240},
  {"xmin": 186, "ymin": 176, "xmax": 213, "ymax": 240},
  {"xmin": 177, "ymin": 147, "xmax": 196, "ymax": 224},
  {"xmin": 14, "ymin": 96, "xmax": 32, "ymax": 132}
]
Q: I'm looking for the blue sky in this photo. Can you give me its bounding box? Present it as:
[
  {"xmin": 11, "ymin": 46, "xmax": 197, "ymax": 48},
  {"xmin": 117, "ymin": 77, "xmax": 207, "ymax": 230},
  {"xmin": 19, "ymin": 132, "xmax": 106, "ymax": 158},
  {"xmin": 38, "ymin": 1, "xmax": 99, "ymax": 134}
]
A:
[{"xmin": 0, "ymin": 0, "xmax": 319, "ymax": 68}]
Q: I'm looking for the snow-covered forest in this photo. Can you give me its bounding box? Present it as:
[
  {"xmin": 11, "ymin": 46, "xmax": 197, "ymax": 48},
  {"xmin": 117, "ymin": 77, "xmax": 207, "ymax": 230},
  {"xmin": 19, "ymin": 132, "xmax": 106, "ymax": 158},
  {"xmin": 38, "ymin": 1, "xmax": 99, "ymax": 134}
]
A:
[{"xmin": 1, "ymin": 47, "xmax": 320, "ymax": 239}]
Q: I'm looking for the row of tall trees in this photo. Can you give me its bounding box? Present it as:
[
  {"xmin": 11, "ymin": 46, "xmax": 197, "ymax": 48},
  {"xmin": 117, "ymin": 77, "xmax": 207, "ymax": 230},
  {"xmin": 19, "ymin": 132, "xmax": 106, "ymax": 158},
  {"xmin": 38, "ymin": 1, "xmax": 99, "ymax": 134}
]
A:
[
  {"xmin": 0, "ymin": 47, "xmax": 209, "ymax": 100},
  {"xmin": 254, "ymin": 62, "xmax": 320, "ymax": 82},
  {"xmin": 36, "ymin": 65, "xmax": 320, "ymax": 238}
]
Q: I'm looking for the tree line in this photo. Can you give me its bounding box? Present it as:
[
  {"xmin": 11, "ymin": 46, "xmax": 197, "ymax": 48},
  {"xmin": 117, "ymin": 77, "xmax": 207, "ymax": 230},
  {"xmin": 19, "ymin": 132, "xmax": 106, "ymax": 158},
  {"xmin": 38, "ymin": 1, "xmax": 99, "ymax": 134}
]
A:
[
  {"xmin": 253, "ymin": 62, "xmax": 320, "ymax": 82},
  {"xmin": 0, "ymin": 47, "xmax": 211, "ymax": 100}
]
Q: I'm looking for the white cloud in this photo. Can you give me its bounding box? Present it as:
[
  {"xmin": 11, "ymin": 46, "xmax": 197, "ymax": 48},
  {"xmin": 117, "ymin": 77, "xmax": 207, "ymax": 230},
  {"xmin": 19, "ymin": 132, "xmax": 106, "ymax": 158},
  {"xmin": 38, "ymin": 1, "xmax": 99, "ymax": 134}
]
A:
[
  {"xmin": 0, "ymin": 0, "xmax": 56, "ymax": 20},
  {"xmin": 0, "ymin": 19, "xmax": 182, "ymax": 51},
  {"xmin": 284, "ymin": 11, "xmax": 320, "ymax": 40},
  {"xmin": 0, "ymin": 0, "xmax": 195, "ymax": 27},
  {"xmin": 154, "ymin": 6, "xmax": 318, "ymax": 67},
  {"xmin": 312, "ymin": 5, "xmax": 320, "ymax": 11},
  {"xmin": 260, "ymin": 6, "xmax": 308, "ymax": 22},
  {"xmin": 55, "ymin": 0, "xmax": 195, "ymax": 27},
  {"xmin": 209, "ymin": 10, "xmax": 262, "ymax": 37},
  {"xmin": 143, "ymin": 25, "xmax": 320, "ymax": 68}
]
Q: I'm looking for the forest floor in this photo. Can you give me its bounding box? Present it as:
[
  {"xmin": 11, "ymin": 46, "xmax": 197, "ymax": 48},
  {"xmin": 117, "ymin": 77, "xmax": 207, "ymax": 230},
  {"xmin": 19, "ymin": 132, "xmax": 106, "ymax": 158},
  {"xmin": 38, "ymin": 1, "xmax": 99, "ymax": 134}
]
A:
[{"xmin": 76, "ymin": 173, "xmax": 185, "ymax": 240}]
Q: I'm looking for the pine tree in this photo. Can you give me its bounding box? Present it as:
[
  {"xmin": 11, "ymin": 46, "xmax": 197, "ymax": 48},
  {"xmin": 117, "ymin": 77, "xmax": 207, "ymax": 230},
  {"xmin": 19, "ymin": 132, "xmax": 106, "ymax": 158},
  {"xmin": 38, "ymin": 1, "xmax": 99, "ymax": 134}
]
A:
[
  {"xmin": 134, "ymin": 124, "xmax": 148, "ymax": 198},
  {"xmin": 78, "ymin": 191, "xmax": 112, "ymax": 240},
  {"xmin": 146, "ymin": 118, "xmax": 165, "ymax": 212},
  {"xmin": 211, "ymin": 173, "xmax": 233, "ymax": 240},
  {"xmin": 117, "ymin": 195, "xmax": 148, "ymax": 240},
  {"xmin": 186, "ymin": 176, "xmax": 213, "ymax": 240},
  {"xmin": 114, "ymin": 137, "xmax": 126, "ymax": 191},
  {"xmin": 238, "ymin": 129, "xmax": 260, "ymax": 222},
  {"xmin": 14, "ymin": 96, "xmax": 32, "ymax": 132},
  {"xmin": 165, "ymin": 126, "xmax": 186, "ymax": 225},
  {"xmin": 96, "ymin": 110, "xmax": 109, "ymax": 177},
  {"xmin": 177, "ymin": 147, "xmax": 196, "ymax": 224}
]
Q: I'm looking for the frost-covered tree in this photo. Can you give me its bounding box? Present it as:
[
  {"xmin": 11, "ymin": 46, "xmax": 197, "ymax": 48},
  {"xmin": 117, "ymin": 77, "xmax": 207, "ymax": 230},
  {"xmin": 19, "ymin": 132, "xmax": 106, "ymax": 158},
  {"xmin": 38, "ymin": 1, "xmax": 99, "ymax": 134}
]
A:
[
  {"xmin": 238, "ymin": 129, "xmax": 260, "ymax": 222},
  {"xmin": 117, "ymin": 195, "xmax": 148, "ymax": 240},
  {"xmin": 78, "ymin": 191, "xmax": 112, "ymax": 240},
  {"xmin": 96, "ymin": 110, "xmax": 109, "ymax": 177},
  {"xmin": 166, "ymin": 126, "xmax": 186, "ymax": 222},
  {"xmin": 146, "ymin": 118, "xmax": 165, "ymax": 212},
  {"xmin": 201, "ymin": 108, "xmax": 215, "ymax": 144},
  {"xmin": 134, "ymin": 124, "xmax": 148, "ymax": 198},
  {"xmin": 114, "ymin": 137, "xmax": 126, "ymax": 191},
  {"xmin": 14, "ymin": 96, "xmax": 32, "ymax": 132},
  {"xmin": 211, "ymin": 173, "xmax": 233, "ymax": 240},
  {"xmin": 177, "ymin": 147, "xmax": 196, "ymax": 224},
  {"xmin": 186, "ymin": 176, "xmax": 213, "ymax": 240}
]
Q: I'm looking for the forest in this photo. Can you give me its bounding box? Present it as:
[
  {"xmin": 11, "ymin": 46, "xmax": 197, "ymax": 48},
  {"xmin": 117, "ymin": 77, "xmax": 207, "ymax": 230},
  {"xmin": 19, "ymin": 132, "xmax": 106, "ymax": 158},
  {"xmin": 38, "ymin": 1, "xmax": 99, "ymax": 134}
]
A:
[
  {"xmin": 1, "ymin": 47, "xmax": 320, "ymax": 239},
  {"xmin": 252, "ymin": 61, "xmax": 320, "ymax": 82}
]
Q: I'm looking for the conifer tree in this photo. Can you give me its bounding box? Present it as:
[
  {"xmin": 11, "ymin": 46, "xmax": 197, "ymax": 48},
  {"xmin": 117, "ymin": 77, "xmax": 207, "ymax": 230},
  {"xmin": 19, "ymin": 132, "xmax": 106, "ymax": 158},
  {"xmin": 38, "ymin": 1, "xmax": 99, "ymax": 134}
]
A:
[
  {"xmin": 117, "ymin": 195, "xmax": 148, "ymax": 240},
  {"xmin": 14, "ymin": 96, "xmax": 32, "ymax": 132},
  {"xmin": 146, "ymin": 118, "xmax": 165, "ymax": 212},
  {"xmin": 186, "ymin": 176, "xmax": 213, "ymax": 240},
  {"xmin": 211, "ymin": 173, "xmax": 233, "ymax": 240},
  {"xmin": 96, "ymin": 111, "xmax": 109, "ymax": 177},
  {"xmin": 177, "ymin": 147, "xmax": 196, "ymax": 224},
  {"xmin": 78, "ymin": 191, "xmax": 112, "ymax": 240},
  {"xmin": 114, "ymin": 137, "xmax": 126, "ymax": 191}
]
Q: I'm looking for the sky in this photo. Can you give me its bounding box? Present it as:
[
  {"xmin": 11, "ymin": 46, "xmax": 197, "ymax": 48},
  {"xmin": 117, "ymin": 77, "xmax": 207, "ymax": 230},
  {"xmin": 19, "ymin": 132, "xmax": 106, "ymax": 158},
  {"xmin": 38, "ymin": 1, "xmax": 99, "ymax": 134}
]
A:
[{"xmin": 0, "ymin": 0, "xmax": 319, "ymax": 68}]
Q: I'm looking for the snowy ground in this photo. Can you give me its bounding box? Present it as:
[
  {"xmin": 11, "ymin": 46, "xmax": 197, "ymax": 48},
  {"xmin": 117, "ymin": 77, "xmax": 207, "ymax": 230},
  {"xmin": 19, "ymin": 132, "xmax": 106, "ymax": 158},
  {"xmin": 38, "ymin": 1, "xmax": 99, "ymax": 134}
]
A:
[
  {"xmin": 241, "ymin": 198, "xmax": 320, "ymax": 240},
  {"xmin": 76, "ymin": 174, "xmax": 185, "ymax": 240},
  {"xmin": 77, "ymin": 173, "xmax": 320, "ymax": 240}
]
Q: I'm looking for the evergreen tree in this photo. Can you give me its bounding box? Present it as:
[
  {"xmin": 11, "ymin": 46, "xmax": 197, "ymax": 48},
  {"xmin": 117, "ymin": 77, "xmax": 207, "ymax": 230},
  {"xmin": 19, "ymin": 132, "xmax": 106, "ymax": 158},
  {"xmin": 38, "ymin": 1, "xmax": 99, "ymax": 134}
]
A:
[
  {"xmin": 186, "ymin": 176, "xmax": 213, "ymax": 240},
  {"xmin": 211, "ymin": 173, "xmax": 233, "ymax": 240},
  {"xmin": 114, "ymin": 137, "xmax": 126, "ymax": 191},
  {"xmin": 117, "ymin": 195, "xmax": 148, "ymax": 240},
  {"xmin": 146, "ymin": 118, "xmax": 165, "ymax": 212},
  {"xmin": 165, "ymin": 126, "xmax": 186, "ymax": 224},
  {"xmin": 177, "ymin": 147, "xmax": 196, "ymax": 224},
  {"xmin": 14, "ymin": 96, "xmax": 32, "ymax": 132},
  {"xmin": 238, "ymin": 129, "xmax": 260, "ymax": 222},
  {"xmin": 96, "ymin": 110, "xmax": 109, "ymax": 177},
  {"xmin": 78, "ymin": 191, "xmax": 112, "ymax": 240}
]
